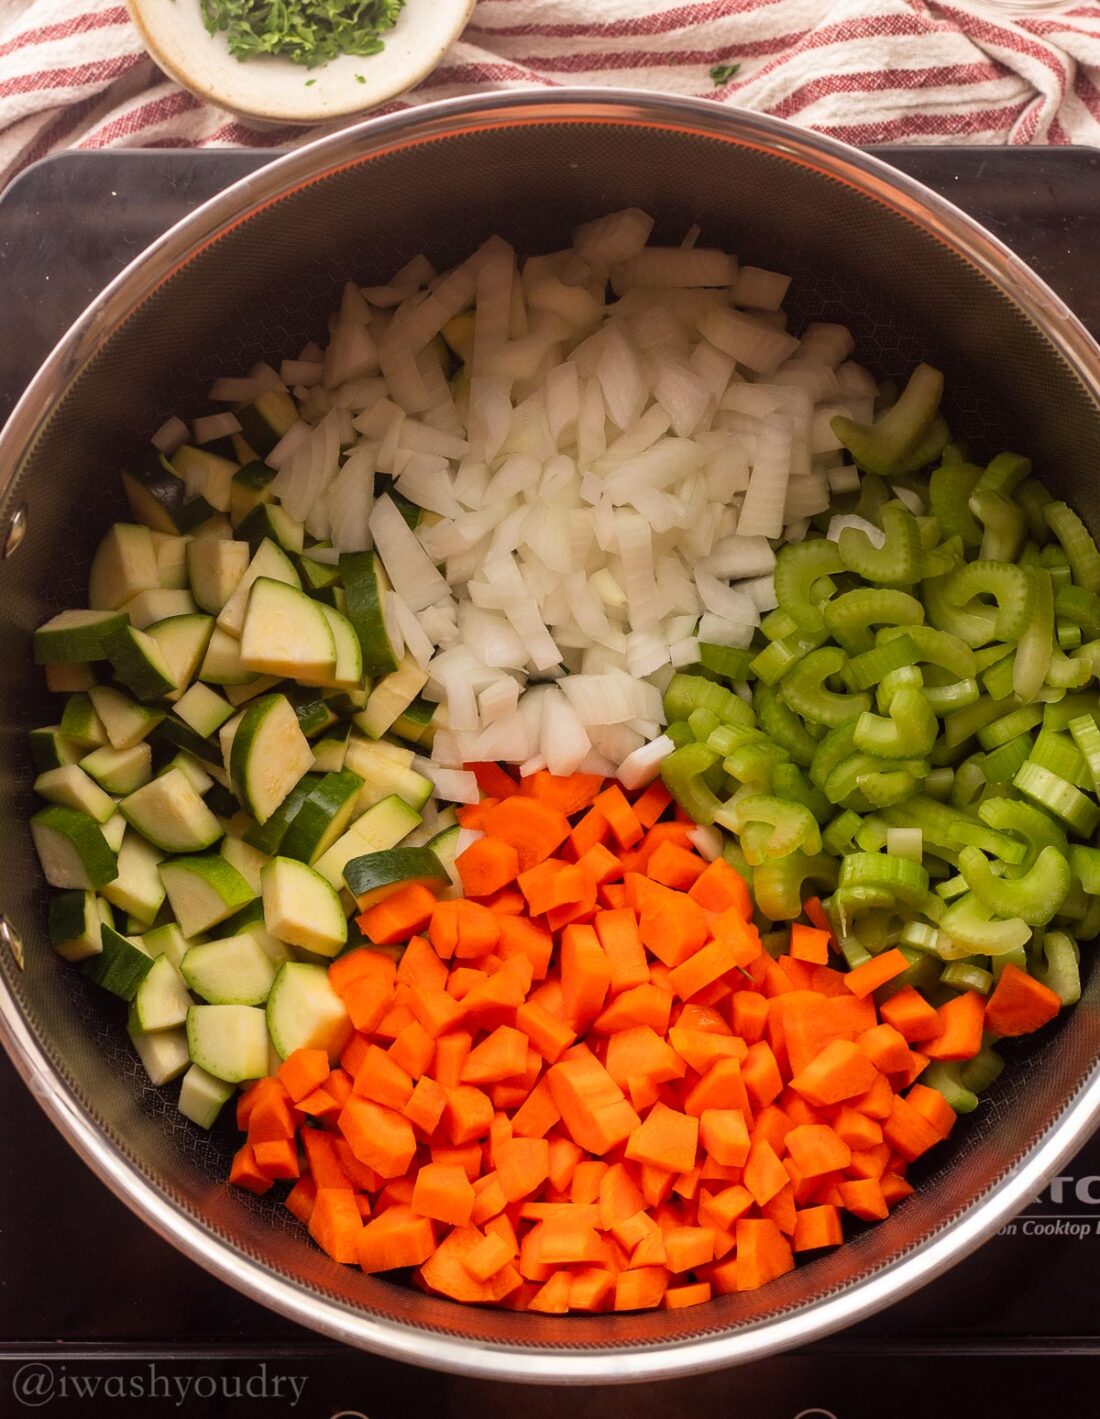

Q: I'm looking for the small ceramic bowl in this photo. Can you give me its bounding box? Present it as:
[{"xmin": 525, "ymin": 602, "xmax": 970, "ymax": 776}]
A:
[{"xmin": 126, "ymin": 0, "xmax": 476, "ymax": 126}]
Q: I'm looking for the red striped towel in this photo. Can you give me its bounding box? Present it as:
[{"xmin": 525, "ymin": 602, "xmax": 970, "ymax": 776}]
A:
[{"xmin": 1, "ymin": 1, "xmax": 1098, "ymax": 187}]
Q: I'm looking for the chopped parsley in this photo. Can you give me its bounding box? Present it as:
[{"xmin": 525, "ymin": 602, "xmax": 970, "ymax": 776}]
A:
[
  {"xmin": 201, "ymin": 0, "xmax": 405, "ymax": 69},
  {"xmin": 709, "ymin": 62, "xmax": 741, "ymax": 85}
]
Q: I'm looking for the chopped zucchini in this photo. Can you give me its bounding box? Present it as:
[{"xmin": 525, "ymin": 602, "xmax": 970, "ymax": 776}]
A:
[
  {"xmin": 34, "ymin": 765, "xmax": 116, "ymax": 822},
  {"xmin": 159, "ymin": 854, "xmax": 255, "ymax": 937},
  {"xmin": 31, "ymin": 806, "xmax": 118, "ymax": 890},
  {"xmin": 181, "ymin": 933, "xmax": 278, "ymax": 1006},
  {"xmin": 229, "ymin": 693, "xmax": 313, "ymax": 825},
  {"xmin": 261, "ymin": 856, "xmax": 347, "ymax": 956},
  {"xmin": 265, "ymin": 961, "xmax": 351, "ymax": 1062},
  {"xmin": 89, "ymin": 524, "xmax": 159, "ymax": 610},
  {"xmin": 33, "ymin": 608, "xmax": 128, "ymax": 665},
  {"xmin": 120, "ymin": 768, "xmax": 224, "ymax": 853},
  {"xmin": 186, "ymin": 1003, "xmax": 269, "ymax": 1083}
]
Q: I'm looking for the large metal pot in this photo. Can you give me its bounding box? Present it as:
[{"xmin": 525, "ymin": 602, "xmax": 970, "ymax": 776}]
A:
[{"xmin": 1, "ymin": 91, "xmax": 1098, "ymax": 1383}]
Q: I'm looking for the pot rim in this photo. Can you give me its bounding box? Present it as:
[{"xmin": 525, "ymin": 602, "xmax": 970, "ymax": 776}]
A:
[{"xmin": 2, "ymin": 88, "xmax": 1100, "ymax": 1381}]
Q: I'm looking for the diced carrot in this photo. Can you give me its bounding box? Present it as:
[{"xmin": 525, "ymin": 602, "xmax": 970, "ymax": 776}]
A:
[
  {"xmin": 569, "ymin": 1267, "xmax": 616, "ymax": 1312},
  {"xmin": 456, "ymin": 836, "xmax": 521, "ymax": 898},
  {"xmin": 646, "ymin": 840, "xmax": 707, "ymax": 891},
  {"xmin": 333, "ymin": 1139, "xmax": 382, "ymax": 1193},
  {"xmin": 624, "ymin": 1102, "xmax": 699, "ymax": 1175},
  {"xmin": 395, "ymin": 935, "xmax": 448, "ymax": 993},
  {"xmin": 430, "ymin": 897, "xmax": 501, "ymax": 961},
  {"xmin": 356, "ymin": 1204, "xmax": 435, "ymax": 1272},
  {"xmin": 337, "ymin": 956, "xmax": 398, "ymax": 1035},
  {"xmin": 789, "ymin": 924, "xmax": 831, "ymax": 966},
  {"xmin": 985, "ymin": 964, "xmax": 1061, "ymax": 1038},
  {"xmin": 856, "ymin": 1022, "xmax": 913, "ymax": 1075},
  {"xmin": 356, "ymin": 882, "xmax": 438, "ymax": 945},
  {"xmin": 494, "ymin": 914, "xmax": 554, "ymax": 981},
  {"xmin": 730, "ymin": 1218, "xmax": 795, "ymax": 1291},
  {"xmin": 423, "ymin": 1226, "xmax": 523, "ymax": 1303},
  {"xmin": 470, "ymin": 1171, "xmax": 508, "ymax": 1225},
  {"xmin": 633, "ymin": 822, "xmax": 695, "ymax": 871},
  {"xmin": 465, "ymin": 762, "xmax": 519, "ymax": 798},
  {"xmin": 253, "ymin": 1138, "xmax": 300, "ymax": 1180},
  {"xmin": 515, "ymin": 1000, "xmax": 576, "ymax": 1064},
  {"xmin": 906, "ymin": 1082, "xmax": 957, "ymax": 1139},
  {"xmin": 309, "ymin": 1188, "xmax": 364, "ymax": 1263},
  {"xmin": 839, "ymin": 1178, "xmax": 889, "ymax": 1221},
  {"xmin": 803, "ymin": 896, "xmax": 835, "ymax": 940},
  {"xmin": 547, "ymin": 1050, "xmax": 641, "ymax": 1157},
  {"xmin": 615, "ymin": 1265, "xmax": 669, "ymax": 1311},
  {"xmin": 570, "ymin": 806, "xmax": 609, "ymax": 858},
  {"xmin": 606, "ymin": 1025, "xmax": 687, "ymax": 1091},
  {"xmin": 882, "ymin": 1094, "xmax": 943, "ymax": 1162},
  {"xmin": 456, "ymin": 799, "xmax": 498, "ymax": 830},
  {"xmin": 688, "ymin": 857, "xmax": 753, "ymax": 917},
  {"xmin": 699, "ymin": 1109, "xmax": 751, "ymax": 1168},
  {"xmin": 789, "ymin": 1039, "xmax": 881, "ymax": 1107},
  {"xmin": 593, "ymin": 785, "xmax": 644, "ymax": 848},
  {"xmin": 528, "ymin": 1270, "xmax": 573, "ymax": 1314},
  {"xmin": 277, "ymin": 1048, "xmax": 330, "ymax": 1103},
  {"xmin": 844, "ymin": 947, "xmax": 909, "ymax": 999},
  {"xmin": 697, "ymin": 1183, "xmax": 754, "ymax": 1233},
  {"xmin": 880, "ymin": 1173, "xmax": 914, "ymax": 1207},
  {"xmin": 921, "ymin": 990, "xmax": 986, "ymax": 1061},
  {"xmin": 742, "ymin": 1041, "xmax": 785, "ymax": 1110},
  {"xmin": 560, "ymin": 923, "xmax": 611, "ymax": 1023},
  {"xmin": 744, "ymin": 1140, "xmax": 789, "ymax": 1207},
  {"xmin": 636, "ymin": 880, "xmax": 709, "ymax": 967},
  {"xmin": 522, "ymin": 769, "xmax": 605, "ymax": 816},
  {"xmin": 851, "ymin": 1071, "xmax": 896, "ymax": 1121},
  {"xmin": 633, "ymin": 779, "xmax": 673, "ymax": 828},
  {"xmin": 792, "ymin": 1204, "xmax": 843, "ymax": 1252},
  {"xmin": 667, "ymin": 938, "xmax": 741, "ymax": 1001},
  {"xmin": 301, "ymin": 1129, "xmax": 353, "ymax": 1190},
  {"xmin": 592, "ymin": 908, "xmax": 648, "ymax": 992},
  {"xmin": 388, "ymin": 1020, "xmax": 435, "ymax": 1080},
  {"xmin": 669, "ymin": 1026, "xmax": 745, "ymax": 1075},
  {"xmin": 285, "ymin": 1175, "xmax": 317, "ymax": 1224},
  {"xmin": 731, "ymin": 991, "xmax": 769, "ymax": 1044},
  {"xmin": 354, "ymin": 1043, "xmax": 414, "ymax": 1111},
  {"xmin": 570, "ymin": 1158, "xmax": 609, "ymax": 1206},
  {"xmin": 517, "ymin": 858, "xmax": 581, "ymax": 917},
  {"xmin": 407, "ymin": 984, "xmax": 466, "ymax": 1039},
  {"xmin": 664, "ymin": 1281, "xmax": 712, "ymax": 1309},
  {"xmin": 373, "ymin": 1001, "xmax": 415, "ymax": 1042},
  {"xmin": 339, "ymin": 1096, "xmax": 418, "ymax": 1180},
  {"xmin": 432, "ymin": 1030, "xmax": 472, "ymax": 1090},
  {"xmin": 412, "ymin": 1162, "xmax": 476, "ymax": 1227},
  {"xmin": 482, "ymin": 797, "xmax": 571, "ymax": 872},
  {"xmin": 296, "ymin": 1085, "xmax": 340, "ymax": 1121},
  {"xmin": 711, "ymin": 907, "xmax": 764, "ymax": 967},
  {"xmin": 575, "ymin": 841, "xmax": 623, "ymax": 888},
  {"xmin": 246, "ymin": 1083, "xmax": 297, "ymax": 1144},
  {"xmin": 599, "ymin": 882, "xmax": 628, "ymax": 910},
  {"xmin": 833, "ymin": 1106, "xmax": 884, "ymax": 1151},
  {"xmin": 443, "ymin": 1084, "xmax": 494, "ymax": 1146},
  {"xmin": 461, "ymin": 1025, "xmax": 529, "ymax": 1085},
  {"xmin": 879, "ymin": 984, "xmax": 943, "ymax": 1042},
  {"xmin": 461, "ymin": 1229, "xmax": 516, "ymax": 1284},
  {"xmin": 784, "ymin": 1123, "xmax": 851, "ymax": 1179}
]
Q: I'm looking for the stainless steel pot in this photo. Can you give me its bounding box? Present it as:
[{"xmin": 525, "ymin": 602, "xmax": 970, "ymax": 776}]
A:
[{"xmin": 1, "ymin": 91, "xmax": 1098, "ymax": 1383}]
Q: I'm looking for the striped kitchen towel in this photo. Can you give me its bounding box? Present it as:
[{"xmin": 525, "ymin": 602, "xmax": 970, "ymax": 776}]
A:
[{"xmin": 0, "ymin": 1, "xmax": 1098, "ymax": 187}]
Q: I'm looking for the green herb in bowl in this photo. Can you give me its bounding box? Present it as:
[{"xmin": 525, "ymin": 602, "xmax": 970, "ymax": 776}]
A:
[{"xmin": 201, "ymin": 0, "xmax": 406, "ymax": 68}]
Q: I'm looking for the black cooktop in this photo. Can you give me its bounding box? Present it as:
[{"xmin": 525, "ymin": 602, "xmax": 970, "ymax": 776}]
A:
[{"xmin": 1, "ymin": 147, "xmax": 1099, "ymax": 1418}]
